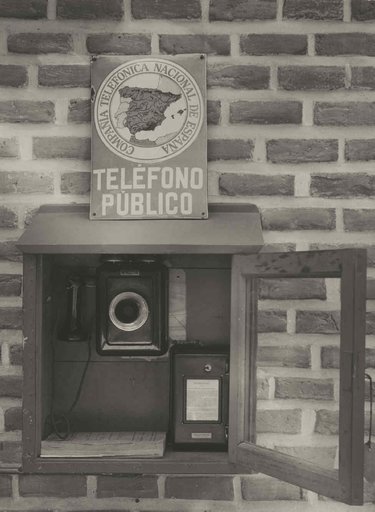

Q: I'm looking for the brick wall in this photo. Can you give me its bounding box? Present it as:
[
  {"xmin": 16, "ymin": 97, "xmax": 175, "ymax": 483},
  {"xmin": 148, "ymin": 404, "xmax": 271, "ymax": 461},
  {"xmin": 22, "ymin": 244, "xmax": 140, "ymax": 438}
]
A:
[{"xmin": 0, "ymin": 0, "xmax": 374, "ymax": 509}]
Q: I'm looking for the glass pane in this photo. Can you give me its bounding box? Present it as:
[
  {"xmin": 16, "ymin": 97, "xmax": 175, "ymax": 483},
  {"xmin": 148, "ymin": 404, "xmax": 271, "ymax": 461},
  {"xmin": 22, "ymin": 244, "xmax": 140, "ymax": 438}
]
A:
[{"xmin": 255, "ymin": 277, "xmax": 341, "ymax": 471}]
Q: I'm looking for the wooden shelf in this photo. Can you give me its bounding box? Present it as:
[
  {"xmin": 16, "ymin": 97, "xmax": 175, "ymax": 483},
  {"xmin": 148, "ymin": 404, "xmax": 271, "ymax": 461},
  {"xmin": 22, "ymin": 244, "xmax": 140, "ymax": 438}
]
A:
[{"xmin": 39, "ymin": 432, "xmax": 237, "ymax": 475}]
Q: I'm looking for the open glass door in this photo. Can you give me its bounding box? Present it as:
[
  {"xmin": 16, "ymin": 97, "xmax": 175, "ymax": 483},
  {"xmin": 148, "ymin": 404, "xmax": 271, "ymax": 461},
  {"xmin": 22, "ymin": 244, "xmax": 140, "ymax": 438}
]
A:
[{"xmin": 229, "ymin": 249, "xmax": 366, "ymax": 505}]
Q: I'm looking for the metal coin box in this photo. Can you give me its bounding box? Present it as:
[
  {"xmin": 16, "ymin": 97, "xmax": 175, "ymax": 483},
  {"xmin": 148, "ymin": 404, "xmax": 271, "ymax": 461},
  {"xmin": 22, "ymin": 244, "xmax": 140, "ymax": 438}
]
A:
[{"xmin": 172, "ymin": 347, "xmax": 229, "ymax": 448}]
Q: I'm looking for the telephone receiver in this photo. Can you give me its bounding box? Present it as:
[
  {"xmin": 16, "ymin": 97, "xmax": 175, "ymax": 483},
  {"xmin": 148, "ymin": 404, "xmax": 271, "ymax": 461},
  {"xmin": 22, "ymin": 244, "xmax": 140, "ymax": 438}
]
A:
[{"xmin": 59, "ymin": 275, "xmax": 86, "ymax": 342}]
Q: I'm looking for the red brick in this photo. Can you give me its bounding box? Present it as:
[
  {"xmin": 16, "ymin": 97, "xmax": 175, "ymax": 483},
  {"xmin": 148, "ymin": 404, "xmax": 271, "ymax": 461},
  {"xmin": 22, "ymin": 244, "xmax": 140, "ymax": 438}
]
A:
[
  {"xmin": 208, "ymin": 65, "xmax": 269, "ymax": 89},
  {"xmin": 262, "ymin": 208, "xmax": 336, "ymax": 231},
  {"xmin": 0, "ymin": 275, "xmax": 21, "ymax": 296},
  {"xmin": 57, "ymin": 0, "xmax": 123, "ymax": 19},
  {"xmin": 275, "ymin": 377, "xmax": 334, "ymax": 400},
  {"xmin": 0, "ymin": 206, "xmax": 18, "ymax": 228},
  {"xmin": 0, "ymin": 65, "xmax": 27, "ymax": 87},
  {"xmin": 258, "ymin": 346, "xmax": 311, "ymax": 368},
  {"xmin": 345, "ymin": 139, "xmax": 375, "ymax": 161},
  {"xmin": 0, "ymin": 171, "xmax": 54, "ymax": 194},
  {"xmin": 9, "ymin": 344, "xmax": 22, "ymax": 365},
  {"xmin": 160, "ymin": 34, "xmax": 229, "ymax": 55},
  {"xmin": 283, "ymin": 0, "xmax": 343, "ymax": 20},
  {"xmin": 259, "ymin": 278, "xmax": 326, "ymax": 300},
  {"xmin": 257, "ymin": 409, "xmax": 301, "ymax": 433},
  {"xmin": 33, "ymin": 137, "xmax": 90, "ymax": 160},
  {"xmin": 0, "ymin": 475, "xmax": 12, "ymax": 497},
  {"xmin": 4, "ymin": 406, "xmax": 22, "ymax": 431},
  {"xmin": 0, "ymin": 440, "xmax": 21, "ymax": 464},
  {"xmin": 38, "ymin": 65, "xmax": 90, "ymax": 87},
  {"xmin": 8, "ymin": 33, "xmax": 73, "ymax": 54},
  {"xmin": 278, "ymin": 66, "xmax": 345, "ymax": 91},
  {"xmin": 0, "ymin": 138, "xmax": 18, "ymax": 158},
  {"xmin": 352, "ymin": 67, "xmax": 375, "ymax": 90},
  {"xmin": 68, "ymin": 99, "xmax": 90, "ymax": 123},
  {"xmin": 267, "ymin": 139, "xmax": 338, "ymax": 163},
  {"xmin": 315, "ymin": 102, "xmax": 375, "ymax": 126},
  {"xmin": 315, "ymin": 409, "xmax": 338, "ymax": 435},
  {"xmin": 296, "ymin": 311, "xmax": 340, "ymax": 334},
  {"xmin": 87, "ymin": 33, "xmax": 151, "ymax": 54},
  {"xmin": 0, "ymin": 375, "xmax": 22, "ymax": 397},
  {"xmin": 275, "ymin": 446, "xmax": 337, "ymax": 469},
  {"xmin": 320, "ymin": 346, "xmax": 375, "ymax": 369},
  {"xmin": 0, "ymin": 101, "xmax": 54, "ymax": 123},
  {"xmin": 316, "ymin": 34, "xmax": 375, "ymax": 56},
  {"xmin": 352, "ymin": 0, "xmax": 375, "ymax": 21},
  {"xmin": 0, "ymin": 240, "xmax": 22, "ymax": 262},
  {"xmin": 344, "ymin": 209, "xmax": 375, "ymax": 231},
  {"xmin": 165, "ymin": 476, "xmax": 234, "ymax": 500},
  {"xmin": 61, "ymin": 172, "xmax": 90, "ymax": 195},
  {"xmin": 321, "ymin": 346, "xmax": 339, "ymax": 369},
  {"xmin": 367, "ymin": 279, "xmax": 375, "ymax": 299},
  {"xmin": 19, "ymin": 475, "xmax": 87, "ymax": 497},
  {"xmin": 97, "ymin": 475, "xmax": 158, "ymax": 498},
  {"xmin": 311, "ymin": 174, "xmax": 375, "ymax": 198},
  {"xmin": 0, "ymin": 308, "xmax": 22, "ymax": 329},
  {"xmin": 241, "ymin": 34, "xmax": 307, "ymax": 55},
  {"xmin": 207, "ymin": 100, "xmax": 221, "ymax": 125},
  {"xmin": 241, "ymin": 475, "xmax": 301, "ymax": 500},
  {"xmin": 230, "ymin": 101, "xmax": 302, "ymax": 124},
  {"xmin": 219, "ymin": 173, "xmax": 293, "ymax": 196},
  {"xmin": 258, "ymin": 310, "xmax": 287, "ymax": 332},
  {"xmin": 132, "ymin": 0, "xmax": 201, "ymax": 19},
  {"xmin": 0, "ymin": 0, "xmax": 47, "ymax": 18},
  {"xmin": 208, "ymin": 139, "xmax": 253, "ymax": 161},
  {"xmin": 209, "ymin": 0, "xmax": 276, "ymax": 21},
  {"xmin": 248, "ymin": 34, "xmax": 307, "ymax": 55}
]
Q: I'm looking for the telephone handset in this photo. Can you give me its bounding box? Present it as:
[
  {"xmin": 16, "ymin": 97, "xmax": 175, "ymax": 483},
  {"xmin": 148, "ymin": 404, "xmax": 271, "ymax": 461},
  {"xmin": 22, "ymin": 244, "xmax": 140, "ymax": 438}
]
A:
[{"xmin": 59, "ymin": 276, "xmax": 86, "ymax": 342}]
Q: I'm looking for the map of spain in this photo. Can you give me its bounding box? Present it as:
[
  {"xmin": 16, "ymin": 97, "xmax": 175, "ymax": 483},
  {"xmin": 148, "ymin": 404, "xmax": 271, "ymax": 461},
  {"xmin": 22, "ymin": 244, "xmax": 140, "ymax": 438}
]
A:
[{"xmin": 115, "ymin": 86, "xmax": 182, "ymax": 137}]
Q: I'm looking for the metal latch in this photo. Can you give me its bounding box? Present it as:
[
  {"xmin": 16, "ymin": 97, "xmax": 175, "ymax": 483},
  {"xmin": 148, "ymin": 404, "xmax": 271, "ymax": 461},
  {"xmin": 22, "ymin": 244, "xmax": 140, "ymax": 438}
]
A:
[{"xmin": 225, "ymin": 359, "xmax": 230, "ymax": 374}]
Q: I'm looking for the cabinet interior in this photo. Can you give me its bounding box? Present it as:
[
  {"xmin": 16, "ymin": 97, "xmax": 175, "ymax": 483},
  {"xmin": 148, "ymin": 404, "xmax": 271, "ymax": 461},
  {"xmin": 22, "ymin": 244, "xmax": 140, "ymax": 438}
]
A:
[{"xmin": 39, "ymin": 253, "xmax": 232, "ymax": 461}]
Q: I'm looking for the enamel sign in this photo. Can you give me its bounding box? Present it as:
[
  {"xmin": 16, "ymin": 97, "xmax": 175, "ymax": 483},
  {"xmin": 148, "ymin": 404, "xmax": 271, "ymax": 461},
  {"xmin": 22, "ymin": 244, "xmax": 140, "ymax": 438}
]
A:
[{"xmin": 91, "ymin": 55, "xmax": 207, "ymax": 220}]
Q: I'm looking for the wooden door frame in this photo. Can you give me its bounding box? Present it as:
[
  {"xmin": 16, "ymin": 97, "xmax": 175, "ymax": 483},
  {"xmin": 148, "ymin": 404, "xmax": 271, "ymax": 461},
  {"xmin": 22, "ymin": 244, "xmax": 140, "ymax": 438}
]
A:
[{"xmin": 229, "ymin": 249, "xmax": 366, "ymax": 505}]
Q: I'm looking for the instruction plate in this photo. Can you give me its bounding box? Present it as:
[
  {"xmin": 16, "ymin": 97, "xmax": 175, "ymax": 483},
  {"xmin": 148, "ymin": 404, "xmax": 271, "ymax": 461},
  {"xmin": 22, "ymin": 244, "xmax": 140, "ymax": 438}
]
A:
[{"xmin": 185, "ymin": 379, "xmax": 219, "ymax": 422}]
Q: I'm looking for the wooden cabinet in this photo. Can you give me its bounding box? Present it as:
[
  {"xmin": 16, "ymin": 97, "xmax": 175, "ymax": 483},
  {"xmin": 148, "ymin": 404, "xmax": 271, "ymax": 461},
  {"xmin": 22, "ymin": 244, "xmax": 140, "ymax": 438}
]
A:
[{"xmin": 18, "ymin": 205, "xmax": 367, "ymax": 505}]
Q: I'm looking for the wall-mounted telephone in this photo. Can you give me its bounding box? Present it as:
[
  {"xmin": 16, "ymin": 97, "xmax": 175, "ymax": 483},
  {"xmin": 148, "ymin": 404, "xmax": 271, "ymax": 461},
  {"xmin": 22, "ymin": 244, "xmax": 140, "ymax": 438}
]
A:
[{"xmin": 97, "ymin": 258, "xmax": 168, "ymax": 356}]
